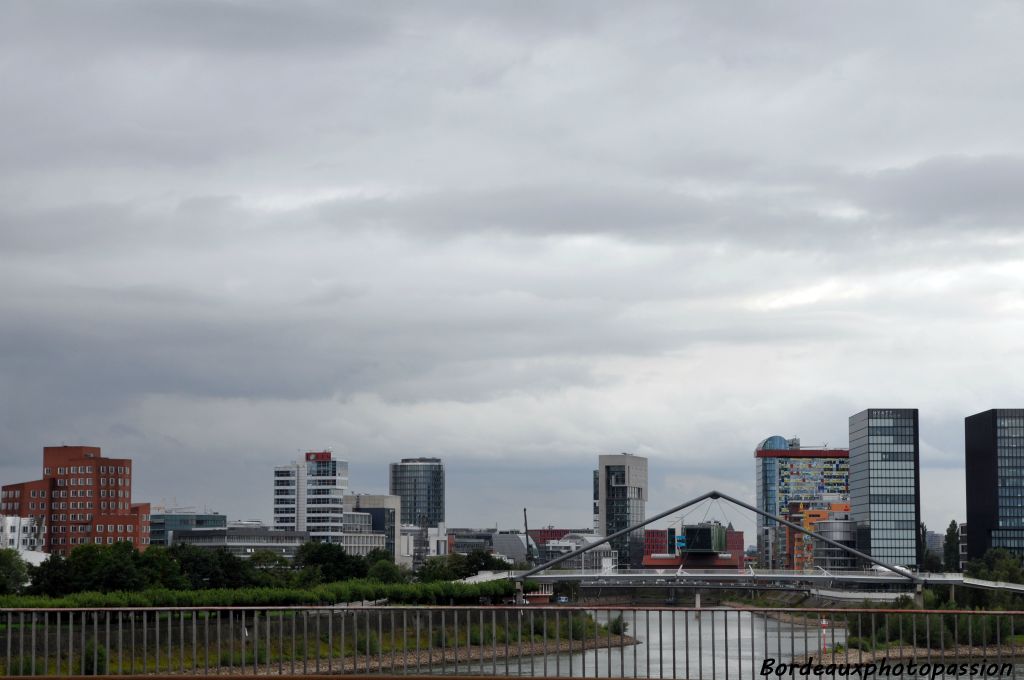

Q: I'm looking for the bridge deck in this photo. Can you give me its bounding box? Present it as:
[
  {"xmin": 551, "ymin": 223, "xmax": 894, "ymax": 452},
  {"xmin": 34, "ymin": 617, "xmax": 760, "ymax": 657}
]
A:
[{"xmin": 487, "ymin": 569, "xmax": 1024, "ymax": 594}]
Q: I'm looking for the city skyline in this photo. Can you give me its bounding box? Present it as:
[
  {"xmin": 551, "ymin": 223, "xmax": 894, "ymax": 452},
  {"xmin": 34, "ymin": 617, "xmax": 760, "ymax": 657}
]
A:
[
  {"xmin": 3, "ymin": 3, "xmax": 1023, "ymax": 544},
  {"xmin": 0, "ymin": 406, "xmax": 997, "ymax": 549}
]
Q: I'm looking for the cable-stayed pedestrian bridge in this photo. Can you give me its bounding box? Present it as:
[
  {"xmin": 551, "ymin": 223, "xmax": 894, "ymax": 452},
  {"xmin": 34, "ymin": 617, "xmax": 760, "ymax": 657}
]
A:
[
  {"xmin": 505, "ymin": 568, "xmax": 1024, "ymax": 595},
  {"xmin": 506, "ymin": 490, "xmax": 1024, "ymax": 600}
]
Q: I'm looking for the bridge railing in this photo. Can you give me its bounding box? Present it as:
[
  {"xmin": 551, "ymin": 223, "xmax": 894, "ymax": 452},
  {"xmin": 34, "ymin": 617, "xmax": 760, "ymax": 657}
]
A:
[
  {"xmin": 538, "ymin": 568, "xmax": 919, "ymax": 577},
  {"xmin": 1, "ymin": 605, "xmax": 1021, "ymax": 678}
]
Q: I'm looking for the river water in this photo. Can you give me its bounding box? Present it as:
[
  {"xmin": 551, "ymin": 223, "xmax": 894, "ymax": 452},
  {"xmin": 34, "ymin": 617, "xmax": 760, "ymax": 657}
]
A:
[{"xmin": 443, "ymin": 608, "xmax": 847, "ymax": 678}]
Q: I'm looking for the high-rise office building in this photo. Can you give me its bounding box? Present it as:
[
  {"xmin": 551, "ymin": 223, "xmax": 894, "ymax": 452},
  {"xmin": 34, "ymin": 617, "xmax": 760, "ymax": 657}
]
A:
[
  {"xmin": 754, "ymin": 436, "xmax": 849, "ymax": 568},
  {"xmin": 273, "ymin": 451, "xmax": 348, "ymax": 536},
  {"xmin": 272, "ymin": 451, "xmax": 384, "ymax": 555},
  {"xmin": 389, "ymin": 458, "xmax": 445, "ymax": 528},
  {"xmin": 965, "ymin": 409, "xmax": 1024, "ymax": 560},
  {"xmin": 0, "ymin": 445, "xmax": 151, "ymax": 555},
  {"xmin": 849, "ymin": 408, "xmax": 921, "ymax": 567},
  {"xmin": 593, "ymin": 453, "xmax": 648, "ymax": 567}
]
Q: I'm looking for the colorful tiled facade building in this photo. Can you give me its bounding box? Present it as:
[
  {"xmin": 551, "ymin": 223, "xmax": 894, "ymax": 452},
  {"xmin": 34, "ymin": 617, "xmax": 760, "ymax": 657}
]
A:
[
  {"xmin": 755, "ymin": 436, "xmax": 849, "ymax": 569},
  {"xmin": 783, "ymin": 501, "xmax": 851, "ymax": 570}
]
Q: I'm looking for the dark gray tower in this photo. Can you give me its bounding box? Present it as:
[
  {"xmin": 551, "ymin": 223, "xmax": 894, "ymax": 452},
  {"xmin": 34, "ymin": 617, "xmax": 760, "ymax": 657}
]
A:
[{"xmin": 966, "ymin": 409, "xmax": 1024, "ymax": 560}]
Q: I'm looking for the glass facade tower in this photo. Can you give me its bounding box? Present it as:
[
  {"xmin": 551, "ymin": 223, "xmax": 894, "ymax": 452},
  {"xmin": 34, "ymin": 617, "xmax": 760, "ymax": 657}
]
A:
[
  {"xmin": 849, "ymin": 408, "xmax": 921, "ymax": 568},
  {"xmin": 965, "ymin": 408, "xmax": 1024, "ymax": 560},
  {"xmin": 389, "ymin": 458, "xmax": 445, "ymax": 528},
  {"xmin": 594, "ymin": 453, "xmax": 647, "ymax": 568}
]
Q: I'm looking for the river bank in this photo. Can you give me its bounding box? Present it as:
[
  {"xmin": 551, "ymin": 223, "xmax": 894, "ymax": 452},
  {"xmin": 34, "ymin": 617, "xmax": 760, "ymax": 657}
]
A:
[
  {"xmin": 199, "ymin": 634, "xmax": 639, "ymax": 675},
  {"xmin": 793, "ymin": 643, "xmax": 1022, "ymax": 665}
]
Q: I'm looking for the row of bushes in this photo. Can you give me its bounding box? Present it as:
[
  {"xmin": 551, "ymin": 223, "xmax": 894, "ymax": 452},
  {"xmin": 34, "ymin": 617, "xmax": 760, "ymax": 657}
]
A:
[
  {"xmin": 0, "ymin": 577, "xmax": 527, "ymax": 609},
  {"xmin": 838, "ymin": 607, "xmax": 1019, "ymax": 651}
]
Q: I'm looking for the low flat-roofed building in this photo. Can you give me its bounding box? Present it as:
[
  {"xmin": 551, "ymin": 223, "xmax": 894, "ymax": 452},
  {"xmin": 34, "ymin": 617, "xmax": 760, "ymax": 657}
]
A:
[
  {"xmin": 400, "ymin": 523, "xmax": 447, "ymax": 570},
  {"xmin": 150, "ymin": 512, "xmax": 227, "ymax": 546},
  {"xmin": 539, "ymin": 533, "xmax": 617, "ymax": 571},
  {"xmin": 169, "ymin": 526, "xmax": 309, "ymax": 559}
]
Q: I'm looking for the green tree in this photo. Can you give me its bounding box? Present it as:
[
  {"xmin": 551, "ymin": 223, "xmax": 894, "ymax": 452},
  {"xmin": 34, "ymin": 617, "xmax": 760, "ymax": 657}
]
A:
[
  {"xmin": 101, "ymin": 542, "xmax": 146, "ymax": 591},
  {"xmin": 964, "ymin": 548, "xmax": 1024, "ymax": 609},
  {"xmin": 27, "ymin": 553, "xmax": 71, "ymax": 596},
  {"xmin": 465, "ymin": 549, "xmax": 511, "ymax": 576},
  {"xmin": 0, "ymin": 548, "xmax": 28, "ymax": 595},
  {"xmin": 249, "ymin": 550, "xmax": 291, "ymax": 587},
  {"xmin": 418, "ymin": 551, "xmax": 514, "ymax": 582},
  {"xmin": 922, "ymin": 549, "xmax": 942, "ymax": 572},
  {"xmin": 367, "ymin": 559, "xmax": 403, "ymax": 583},
  {"xmin": 446, "ymin": 552, "xmax": 471, "ymax": 579},
  {"xmin": 210, "ymin": 548, "xmax": 255, "ymax": 588},
  {"xmin": 63, "ymin": 543, "xmax": 110, "ymax": 592},
  {"xmin": 967, "ymin": 548, "xmax": 1024, "ymax": 583},
  {"xmin": 138, "ymin": 545, "xmax": 189, "ymax": 589},
  {"xmin": 168, "ymin": 544, "xmax": 222, "ymax": 589},
  {"xmin": 943, "ymin": 520, "xmax": 961, "ymax": 572},
  {"xmin": 295, "ymin": 542, "xmax": 367, "ymax": 582},
  {"xmin": 418, "ymin": 555, "xmax": 457, "ymax": 582}
]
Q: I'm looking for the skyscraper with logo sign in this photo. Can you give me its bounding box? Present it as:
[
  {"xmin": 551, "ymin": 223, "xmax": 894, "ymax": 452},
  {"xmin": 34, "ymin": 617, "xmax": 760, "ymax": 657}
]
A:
[
  {"xmin": 273, "ymin": 451, "xmax": 347, "ymax": 537},
  {"xmin": 272, "ymin": 451, "xmax": 383, "ymax": 555}
]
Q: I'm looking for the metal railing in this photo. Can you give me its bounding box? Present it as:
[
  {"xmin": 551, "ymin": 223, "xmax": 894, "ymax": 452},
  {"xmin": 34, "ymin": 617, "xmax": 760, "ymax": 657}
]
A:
[{"xmin": 1, "ymin": 606, "xmax": 1022, "ymax": 677}]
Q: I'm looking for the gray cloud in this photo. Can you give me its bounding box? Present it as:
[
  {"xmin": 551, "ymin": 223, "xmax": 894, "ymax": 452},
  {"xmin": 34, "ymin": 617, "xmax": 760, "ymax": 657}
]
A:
[
  {"xmin": 3, "ymin": 1, "xmax": 1023, "ymax": 536},
  {"xmin": 854, "ymin": 155, "xmax": 1024, "ymax": 227}
]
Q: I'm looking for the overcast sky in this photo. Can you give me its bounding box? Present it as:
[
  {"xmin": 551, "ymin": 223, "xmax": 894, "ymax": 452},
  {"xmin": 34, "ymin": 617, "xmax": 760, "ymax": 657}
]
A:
[{"xmin": 2, "ymin": 2, "xmax": 1023, "ymax": 543}]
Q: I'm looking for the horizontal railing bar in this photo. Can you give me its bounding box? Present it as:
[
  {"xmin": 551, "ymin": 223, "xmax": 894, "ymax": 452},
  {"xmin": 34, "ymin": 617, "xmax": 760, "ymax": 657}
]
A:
[
  {"xmin": 0, "ymin": 676, "xmax": 541, "ymax": 680},
  {"xmin": 0, "ymin": 605, "xmax": 1022, "ymax": 615}
]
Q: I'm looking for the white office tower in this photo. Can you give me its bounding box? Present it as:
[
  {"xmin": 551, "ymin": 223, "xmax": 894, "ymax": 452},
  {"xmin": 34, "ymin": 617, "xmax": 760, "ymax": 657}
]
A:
[
  {"xmin": 273, "ymin": 451, "xmax": 348, "ymax": 537},
  {"xmin": 272, "ymin": 451, "xmax": 384, "ymax": 556}
]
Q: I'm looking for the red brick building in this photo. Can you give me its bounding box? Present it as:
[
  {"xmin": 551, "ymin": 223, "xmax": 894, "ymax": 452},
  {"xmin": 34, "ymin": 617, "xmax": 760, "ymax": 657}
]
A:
[
  {"xmin": 726, "ymin": 525, "xmax": 745, "ymax": 553},
  {"xmin": 1, "ymin": 446, "xmax": 151, "ymax": 555}
]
